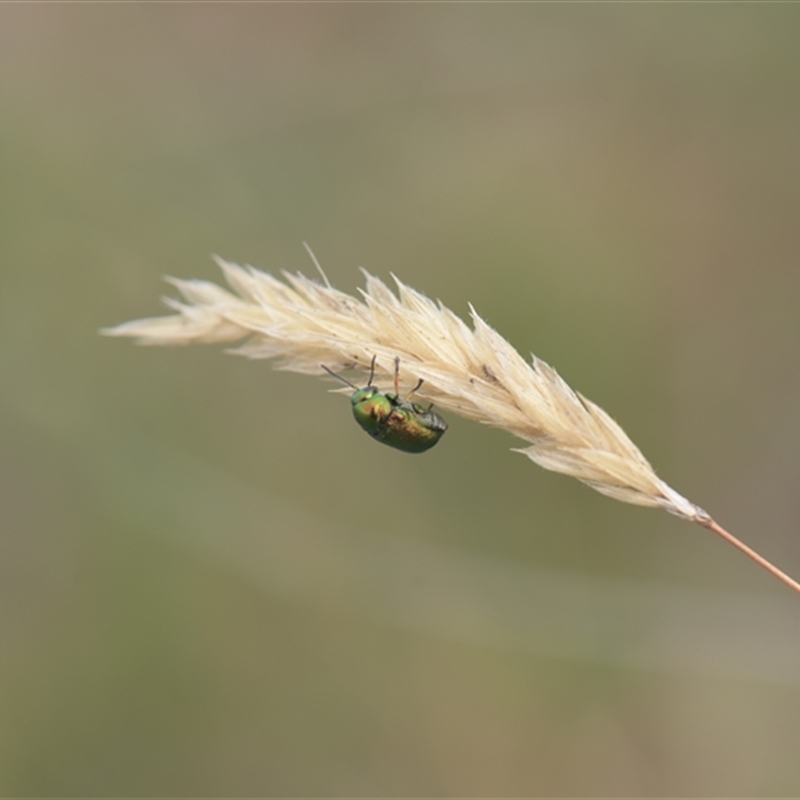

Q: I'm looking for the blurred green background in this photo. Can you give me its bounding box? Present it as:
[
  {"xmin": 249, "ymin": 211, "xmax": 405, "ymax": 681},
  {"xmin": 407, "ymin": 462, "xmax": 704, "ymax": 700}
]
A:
[{"xmin": 2, "ymin": 5, "xmax": 800, "ymax": 797}]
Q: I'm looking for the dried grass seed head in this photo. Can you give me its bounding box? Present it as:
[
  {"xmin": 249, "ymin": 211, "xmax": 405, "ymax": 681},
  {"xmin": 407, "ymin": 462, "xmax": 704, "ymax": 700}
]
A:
[{"xmin": 103, "ymin": 253, "xmax": 702, "ymax": 521}]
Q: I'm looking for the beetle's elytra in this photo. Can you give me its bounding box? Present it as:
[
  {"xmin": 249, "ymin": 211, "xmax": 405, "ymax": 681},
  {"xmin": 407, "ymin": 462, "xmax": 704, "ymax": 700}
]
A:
[{"xmin": 321, "ymin": 356, "xmax": 447, "ymax": 453}]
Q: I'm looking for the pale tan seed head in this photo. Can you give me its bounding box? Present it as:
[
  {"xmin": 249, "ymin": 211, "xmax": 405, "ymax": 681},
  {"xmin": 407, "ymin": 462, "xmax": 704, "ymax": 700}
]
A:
[{"xmin": 103, "ymin": 253, "xmax": 704, "ymax": 521}]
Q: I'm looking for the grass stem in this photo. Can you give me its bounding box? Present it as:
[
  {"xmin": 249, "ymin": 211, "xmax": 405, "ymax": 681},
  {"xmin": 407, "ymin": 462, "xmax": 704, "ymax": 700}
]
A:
[{"xmin": 695, "ymin": 516, "xmax": 800, "ymax": 595}]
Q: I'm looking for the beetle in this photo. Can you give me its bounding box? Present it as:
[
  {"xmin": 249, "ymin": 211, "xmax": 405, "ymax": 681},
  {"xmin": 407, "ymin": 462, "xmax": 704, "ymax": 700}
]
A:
[{"xmin": 321, "ymin": 356, "xmax": 448, "ymax": 453}]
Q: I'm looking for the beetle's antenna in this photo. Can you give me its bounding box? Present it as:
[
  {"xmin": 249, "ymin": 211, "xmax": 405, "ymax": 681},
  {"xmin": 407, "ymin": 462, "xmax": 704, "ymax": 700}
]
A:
[
  {"xmin": 320, "ymin": 364, "xmax": 358, "ymax": 390},
  {"xmin": 303, "ymin": 242, "xmax": 332, "ymax": 289},
  {"xmin": 367, "ymin": 354, "xmax": 377, "ymax": 387}
]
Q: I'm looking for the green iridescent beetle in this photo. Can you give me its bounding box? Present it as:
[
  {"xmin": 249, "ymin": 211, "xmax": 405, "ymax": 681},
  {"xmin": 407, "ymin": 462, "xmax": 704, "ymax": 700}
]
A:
[{"xmin": 321, "ymin": 356, "xmax": 448, "ymax": 453}]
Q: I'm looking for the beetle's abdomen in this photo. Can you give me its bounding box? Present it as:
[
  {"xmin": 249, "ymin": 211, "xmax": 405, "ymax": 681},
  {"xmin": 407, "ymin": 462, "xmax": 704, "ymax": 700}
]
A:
[{"xmin": 373, "ymin": 407, "xmax": 448, "ymax": 453}]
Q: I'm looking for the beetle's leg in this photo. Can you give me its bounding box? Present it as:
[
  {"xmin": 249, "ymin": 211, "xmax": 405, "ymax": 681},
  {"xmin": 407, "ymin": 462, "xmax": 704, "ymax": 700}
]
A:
[
  {"xmin": 374, "ymin": 406, "xmax": 398, "ymax": 439},
  {"xmin": 367, "ymin": 354, "xmax": 377, "ymax": 387},
  {"xmin": 393, "ymin": 356, "xmax": 401, "ymax": 397},
  {"xmin": 403, "ymin": 378, "xmax": 424, "ymax": 404},
  {"xmin": 395, "ymin": 356, "xmax": 426, "ymax": 403}
]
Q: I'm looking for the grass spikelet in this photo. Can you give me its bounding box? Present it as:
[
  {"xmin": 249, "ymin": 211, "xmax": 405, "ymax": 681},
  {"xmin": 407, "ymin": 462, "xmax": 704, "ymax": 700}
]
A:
[{"xmin": 103, "ymin": 249, "xmax": 800, "ymax": 595}]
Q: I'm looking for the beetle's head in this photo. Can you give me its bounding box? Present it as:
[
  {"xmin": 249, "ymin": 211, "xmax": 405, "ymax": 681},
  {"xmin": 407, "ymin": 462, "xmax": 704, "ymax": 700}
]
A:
[{"xmin": 351, "ymin": 387, "xmax": 394, "ymax": 432}]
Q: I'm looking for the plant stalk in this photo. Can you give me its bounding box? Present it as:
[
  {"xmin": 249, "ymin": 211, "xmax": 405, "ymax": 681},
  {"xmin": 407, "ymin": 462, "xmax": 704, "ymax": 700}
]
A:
[{"xmin": 695, "ymin": 515, "xmax": 800, "ymax": 596}]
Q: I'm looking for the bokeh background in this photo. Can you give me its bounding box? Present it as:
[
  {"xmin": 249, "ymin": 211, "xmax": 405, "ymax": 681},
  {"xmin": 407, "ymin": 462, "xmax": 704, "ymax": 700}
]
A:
[{"xmin": 3, "ymin": 4, "xmax": 800, "ymax": 797}]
